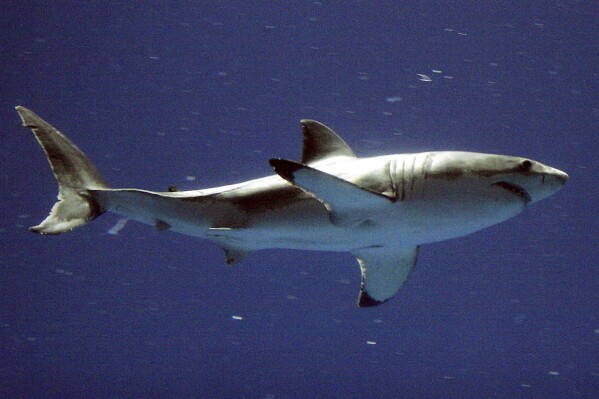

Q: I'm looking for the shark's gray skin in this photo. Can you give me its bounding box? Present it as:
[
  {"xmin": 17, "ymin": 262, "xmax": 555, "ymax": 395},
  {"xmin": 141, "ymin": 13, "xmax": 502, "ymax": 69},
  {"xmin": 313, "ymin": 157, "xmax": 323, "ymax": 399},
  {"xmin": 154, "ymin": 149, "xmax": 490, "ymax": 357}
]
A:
[{"xmin": 16, "ymin": 106, "xmax": 568, "ymax": 307}]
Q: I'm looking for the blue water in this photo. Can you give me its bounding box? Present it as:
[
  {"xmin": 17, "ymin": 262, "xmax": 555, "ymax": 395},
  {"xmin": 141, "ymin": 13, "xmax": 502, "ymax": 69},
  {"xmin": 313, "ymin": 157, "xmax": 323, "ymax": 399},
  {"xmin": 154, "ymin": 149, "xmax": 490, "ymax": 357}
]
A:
[{"xmin": 1, "ymin": 2, "xmax": 597, "ymax": 398}]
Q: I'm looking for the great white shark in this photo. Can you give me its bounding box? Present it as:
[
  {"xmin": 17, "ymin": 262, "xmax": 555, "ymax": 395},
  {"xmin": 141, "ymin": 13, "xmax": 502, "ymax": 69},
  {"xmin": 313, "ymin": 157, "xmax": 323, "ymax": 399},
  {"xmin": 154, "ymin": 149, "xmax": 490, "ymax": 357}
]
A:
[{"xmin": 16, "ymin": 106, "xmax": 568, "ymax": 307}]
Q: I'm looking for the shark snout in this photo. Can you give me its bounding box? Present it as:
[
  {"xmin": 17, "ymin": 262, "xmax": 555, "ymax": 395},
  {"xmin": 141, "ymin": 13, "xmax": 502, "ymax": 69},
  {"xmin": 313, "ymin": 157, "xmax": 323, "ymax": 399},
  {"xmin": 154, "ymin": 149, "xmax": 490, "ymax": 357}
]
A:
[
  {"xmin": 544, "ymin": 167, "xmax": 568, "ymax": 187},
  {"xmin": 554, "ymin": 170, "xmax": 569, "ymax": 185},
  {"xmin": 527, "ymin": 166, "xmax": 568, "ymax": 204}
]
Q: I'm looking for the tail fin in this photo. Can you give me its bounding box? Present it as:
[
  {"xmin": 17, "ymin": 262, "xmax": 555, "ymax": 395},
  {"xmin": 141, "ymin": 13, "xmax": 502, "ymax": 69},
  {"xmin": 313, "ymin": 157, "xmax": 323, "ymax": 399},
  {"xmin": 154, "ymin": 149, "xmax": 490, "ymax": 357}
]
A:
[{"xmin": 16, "ymin": 106, "xmax": 109, "ymax": 234}]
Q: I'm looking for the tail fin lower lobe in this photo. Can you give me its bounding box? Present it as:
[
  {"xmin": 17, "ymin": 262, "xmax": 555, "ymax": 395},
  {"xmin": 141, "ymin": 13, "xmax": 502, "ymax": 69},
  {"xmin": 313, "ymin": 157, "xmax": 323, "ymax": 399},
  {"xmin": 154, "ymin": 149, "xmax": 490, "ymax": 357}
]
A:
[{"xmin": 16, "ymin": 106, "xmax": 109, "ymax": 234}]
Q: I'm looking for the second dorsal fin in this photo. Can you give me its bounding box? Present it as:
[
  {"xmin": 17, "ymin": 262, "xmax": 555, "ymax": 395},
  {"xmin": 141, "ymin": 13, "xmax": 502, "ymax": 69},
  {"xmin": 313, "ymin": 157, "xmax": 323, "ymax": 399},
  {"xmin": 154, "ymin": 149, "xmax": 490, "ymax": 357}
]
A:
[{"xmin": 300, "ymin": 120, "xmax": 356, "ymax": 165}]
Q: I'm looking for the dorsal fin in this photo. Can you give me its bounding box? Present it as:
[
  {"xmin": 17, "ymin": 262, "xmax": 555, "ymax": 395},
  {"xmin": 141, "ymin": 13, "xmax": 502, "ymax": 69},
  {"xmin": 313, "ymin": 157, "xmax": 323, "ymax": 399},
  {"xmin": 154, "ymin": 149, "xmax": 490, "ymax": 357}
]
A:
[{"xmin": 300, "ymin": 120, "xmax": 356, "ymax": 164}]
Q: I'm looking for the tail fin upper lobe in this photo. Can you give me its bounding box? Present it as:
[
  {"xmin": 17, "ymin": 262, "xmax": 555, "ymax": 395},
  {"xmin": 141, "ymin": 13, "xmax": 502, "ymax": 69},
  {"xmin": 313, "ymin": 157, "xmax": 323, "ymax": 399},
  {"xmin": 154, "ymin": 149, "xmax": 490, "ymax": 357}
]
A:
[{"xmin": 16, "ymin": 106, "xmax": 109, "ymax": 234}]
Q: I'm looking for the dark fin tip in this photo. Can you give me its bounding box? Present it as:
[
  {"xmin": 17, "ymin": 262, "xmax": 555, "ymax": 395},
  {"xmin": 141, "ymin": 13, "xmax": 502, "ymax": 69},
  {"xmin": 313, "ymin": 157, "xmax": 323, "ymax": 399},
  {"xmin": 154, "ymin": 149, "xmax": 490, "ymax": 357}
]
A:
[
  {"xmin": 29, "ymin": 226, "xmax": 44, "ymax": 234},
  {"xmin": 155, "ymin": 220, "xmax": 171, "ymax": 232},
  {"xmin": 225, "ymin": 255, "xmax": 235, "ymax": 266},
  {"xmin": 358, "ymin": 291, "xmax": 388, "ymax": 308},
  {"xmin": 269, "ymin": 158, "xmax": 303, "ymax": 182}
]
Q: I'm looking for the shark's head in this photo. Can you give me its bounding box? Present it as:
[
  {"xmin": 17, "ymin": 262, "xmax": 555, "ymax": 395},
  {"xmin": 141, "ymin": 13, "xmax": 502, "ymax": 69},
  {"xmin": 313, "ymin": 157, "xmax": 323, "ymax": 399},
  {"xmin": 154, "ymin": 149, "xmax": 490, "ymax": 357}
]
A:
[
  {"xmin": 427, "ymin": 152, "xmax": 568, "ymax": 205},
  {"xmin": 402, "ymin": 151, "xmax": 570, "ymax": 243}
]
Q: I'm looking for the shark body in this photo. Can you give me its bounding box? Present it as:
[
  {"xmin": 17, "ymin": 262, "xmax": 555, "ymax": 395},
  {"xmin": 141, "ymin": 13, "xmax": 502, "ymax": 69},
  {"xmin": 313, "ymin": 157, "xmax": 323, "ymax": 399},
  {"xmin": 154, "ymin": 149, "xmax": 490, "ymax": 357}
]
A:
[{"xmin": 16, "ymin": 106, "xmax": 568, "ymax": 307}]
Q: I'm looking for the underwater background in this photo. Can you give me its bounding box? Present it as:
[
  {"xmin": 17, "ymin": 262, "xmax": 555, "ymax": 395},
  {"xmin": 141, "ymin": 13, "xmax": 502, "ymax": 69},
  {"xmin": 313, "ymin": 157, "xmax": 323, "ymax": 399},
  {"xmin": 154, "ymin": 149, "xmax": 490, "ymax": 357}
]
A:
[{"xmin": 1, "ymin": 1, "xmax": 597, "ymax": 398}]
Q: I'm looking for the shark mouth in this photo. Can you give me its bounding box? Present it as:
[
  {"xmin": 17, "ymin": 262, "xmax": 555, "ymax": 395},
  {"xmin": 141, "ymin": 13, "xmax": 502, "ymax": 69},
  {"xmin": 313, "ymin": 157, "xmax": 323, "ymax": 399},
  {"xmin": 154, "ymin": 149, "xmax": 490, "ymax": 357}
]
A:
[{"xmin": 493, "ymin": 181, "xmax": 532, "ymax": 204}]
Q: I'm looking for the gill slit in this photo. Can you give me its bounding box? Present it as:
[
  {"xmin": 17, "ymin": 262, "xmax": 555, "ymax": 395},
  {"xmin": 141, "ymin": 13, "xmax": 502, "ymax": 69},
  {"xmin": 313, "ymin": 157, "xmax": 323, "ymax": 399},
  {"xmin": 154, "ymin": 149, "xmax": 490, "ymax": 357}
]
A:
[
  {"xmin": 410, "ymin": 154, "xmax": 417, "ymax": 199},
  {"xmin": 400, "ymin": 158, "xmax": 407, "ymax": 201},
  {"xmin": 421, "ymin": 153, "xmax": 432, "ymax": 199},
  {"xmin": 388, "ymin": 159, "xmax": 399, "ymax": 200}
]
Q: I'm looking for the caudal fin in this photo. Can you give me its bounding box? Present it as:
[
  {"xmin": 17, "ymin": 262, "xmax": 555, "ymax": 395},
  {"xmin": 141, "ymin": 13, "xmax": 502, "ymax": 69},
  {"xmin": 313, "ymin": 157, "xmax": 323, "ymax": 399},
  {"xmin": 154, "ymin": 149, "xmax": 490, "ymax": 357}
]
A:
[{"xmin": 16, "ymin": 106, "xmax": 109, "ymax": 234}]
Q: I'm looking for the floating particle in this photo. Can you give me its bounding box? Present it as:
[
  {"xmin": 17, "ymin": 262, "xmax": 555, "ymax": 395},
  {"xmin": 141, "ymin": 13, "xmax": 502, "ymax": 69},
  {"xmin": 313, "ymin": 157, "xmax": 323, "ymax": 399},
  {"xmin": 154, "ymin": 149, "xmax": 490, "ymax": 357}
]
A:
[
  {"xmin": 366, "ymin": 341, "xmax": 377, "ymax": 345},
  {"xmin": 386, "ymin": 96, "xmax": 403, "ymax": 103},
  {"xmin": 417, "ymin": 74, "xmax": 432, "ymax": 82},
  {"xmin": 231, "ymin": 315, "xmax": 243, "ymax": 320}
]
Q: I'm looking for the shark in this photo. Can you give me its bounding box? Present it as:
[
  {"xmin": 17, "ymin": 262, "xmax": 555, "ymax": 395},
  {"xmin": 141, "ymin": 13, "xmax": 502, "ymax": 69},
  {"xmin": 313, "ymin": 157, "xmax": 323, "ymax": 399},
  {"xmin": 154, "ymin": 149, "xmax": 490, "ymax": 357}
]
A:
[{"xmin": 16, "ymin": 106, "xmax": 568, "ymax": 307}]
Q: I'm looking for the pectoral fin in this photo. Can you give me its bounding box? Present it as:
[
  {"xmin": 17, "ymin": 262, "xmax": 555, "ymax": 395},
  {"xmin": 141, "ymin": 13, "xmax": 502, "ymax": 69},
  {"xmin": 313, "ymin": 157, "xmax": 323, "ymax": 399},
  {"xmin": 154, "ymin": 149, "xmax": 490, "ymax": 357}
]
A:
[
  {"xmin": 352, "ymin": 246, "xmax": 419, "ymax": 307},
  {"xmin": 269, "ymin": 158, "xmax": 393, "ymax": 226}
]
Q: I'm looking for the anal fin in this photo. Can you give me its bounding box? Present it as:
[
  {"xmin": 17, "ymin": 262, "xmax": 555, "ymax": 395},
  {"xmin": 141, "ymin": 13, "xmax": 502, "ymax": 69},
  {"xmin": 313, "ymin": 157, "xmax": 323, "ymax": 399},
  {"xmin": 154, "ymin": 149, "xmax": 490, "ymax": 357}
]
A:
[
  {"xmin": 222, "ymin": 246, "xmax": 250, "ymax": 266},
  {"xmin": 207, "ymin": 227, "xmax": 252, "ymax": 266}
]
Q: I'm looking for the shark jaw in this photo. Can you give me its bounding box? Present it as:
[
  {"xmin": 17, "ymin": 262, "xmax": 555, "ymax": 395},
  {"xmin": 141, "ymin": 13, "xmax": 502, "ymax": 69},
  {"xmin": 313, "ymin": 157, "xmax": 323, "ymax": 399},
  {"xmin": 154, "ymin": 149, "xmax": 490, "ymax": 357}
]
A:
[
  {"xmin": 492, "ymin": 181, "xmax": 532, "ymax": 205},
  {"xmin": 16, "ymin": 106, "xmax": 568, "ymax": 307}
]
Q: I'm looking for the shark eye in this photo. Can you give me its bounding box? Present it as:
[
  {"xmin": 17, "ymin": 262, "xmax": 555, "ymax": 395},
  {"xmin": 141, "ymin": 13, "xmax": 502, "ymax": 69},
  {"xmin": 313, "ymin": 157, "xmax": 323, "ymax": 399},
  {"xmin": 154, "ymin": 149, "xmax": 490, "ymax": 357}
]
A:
[{"xmin": 520, "ymin": 160, "xmax": 533, "ymax": 172}]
